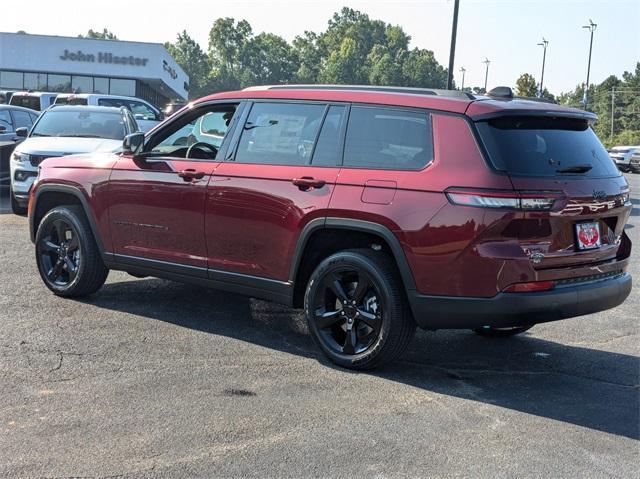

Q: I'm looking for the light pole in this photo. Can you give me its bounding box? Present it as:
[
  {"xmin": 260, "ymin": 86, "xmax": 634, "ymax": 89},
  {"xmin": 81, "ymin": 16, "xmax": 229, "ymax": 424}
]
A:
[
  {"xmin": 459, "ymin": 67, "xmax": 466, "ymax": 90},
  {"xmin": 582, "ymin": 19, "xmax": 597, "ymax": 109},
  {"xmin": 537, "ymin": 38, "xmax": 548, "ymax": 97},
  {"xmin": 446, "ymin": 0, "xmax": 460, "ymax": 90},
  {"xmin": 482, "ymin": 58, "xmax": 491, "ymax": 92}
]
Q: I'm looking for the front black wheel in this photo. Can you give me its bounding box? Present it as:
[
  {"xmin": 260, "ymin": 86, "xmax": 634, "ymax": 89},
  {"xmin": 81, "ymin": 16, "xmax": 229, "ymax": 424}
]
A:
[
  {"xmin": 304, "ymin": 249, "xmax": 416, "ymax": 370},
  {"xmin": 35, "ymin": 205, "xmax": 108, "ymax": 297},
  {"xmin": 474, "ymin": 325, "xmax": 533, "ymax": 337},
  {"xmin": 10, "ymin": 189, "xmax": 27, "ymax": 216}
]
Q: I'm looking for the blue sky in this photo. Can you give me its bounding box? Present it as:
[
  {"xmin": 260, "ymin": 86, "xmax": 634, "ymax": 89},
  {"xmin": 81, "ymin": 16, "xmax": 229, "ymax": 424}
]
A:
[{"xmin": 1, "ymin": 0, "xmax": 638, "ymax": 94}]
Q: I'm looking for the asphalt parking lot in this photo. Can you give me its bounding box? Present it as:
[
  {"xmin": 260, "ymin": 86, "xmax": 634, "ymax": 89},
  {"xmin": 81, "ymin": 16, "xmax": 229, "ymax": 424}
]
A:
[{"xmin": 0, "ymin": 177, "xmax": 638, "ymax": 478}]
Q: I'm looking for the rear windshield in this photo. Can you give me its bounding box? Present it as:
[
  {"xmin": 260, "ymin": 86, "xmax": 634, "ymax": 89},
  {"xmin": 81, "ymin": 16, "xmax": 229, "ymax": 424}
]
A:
[
  {"xmin": 31, "ymin": 110, "xmax": 126, "ymax": 140},
  {"xmin": 10, "ymin": 96, "xmax": 41, "ymax": 111},
  {"xmin": 54, "ymin": 97, "xmax": 88, "ymax": 106},
  {"xmin": 476, "ymin": 116, "xmax": 620, "ymax": 177}
]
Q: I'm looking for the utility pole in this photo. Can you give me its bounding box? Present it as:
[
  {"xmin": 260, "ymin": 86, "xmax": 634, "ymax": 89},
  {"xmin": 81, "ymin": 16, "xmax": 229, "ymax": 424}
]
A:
[
  {"xmin": 482, "ymin": 58, "xmax": 491, "ymax": 92},
  {"xmin": 537, "ymin": 38, "xmax": 549, "ymax": 97},
  {"xmin": 459, "ymin": 67, "xmax": 466, "ymax": 90},
  {"xmin": 582, "ymin": 19, "xmax": 597, "ymax": 109},
  {"xmin": 610, "ymin": 86, "xmax": 615, "ymax": 141},
  {"xmin": 447, "ymin": 0, "xmax": 460, "ymax": 90}
]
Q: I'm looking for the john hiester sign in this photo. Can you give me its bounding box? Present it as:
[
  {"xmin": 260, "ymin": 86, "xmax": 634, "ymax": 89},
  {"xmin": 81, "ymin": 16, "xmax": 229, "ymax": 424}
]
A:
[{"xmin": 59, "ymin": 49, "xmax": 149, "ymax": 66}]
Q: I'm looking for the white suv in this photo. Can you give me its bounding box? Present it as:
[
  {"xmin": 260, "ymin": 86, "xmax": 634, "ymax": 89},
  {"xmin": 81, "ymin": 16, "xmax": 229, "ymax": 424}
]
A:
[
  {"xmin": 609, "ymin": 145, "xmax": 639, "ymax": 172},
  {"xmin": 9, "ymin": 105, "xmax": 138, "ymax": 214},
  {"xmin": 54, "ymin": 93, "xmax": 163, "ymax": 132}
]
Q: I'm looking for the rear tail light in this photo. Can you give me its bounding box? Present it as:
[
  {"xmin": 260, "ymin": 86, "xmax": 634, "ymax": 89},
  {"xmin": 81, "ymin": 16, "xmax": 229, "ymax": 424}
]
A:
[
  {"xmin": 446, "ymin": 188, "xmax": 560, "ymax": 211},
  {"xmin": 503, "ymin": 281, "xmax": 555, "ymax": 293}
]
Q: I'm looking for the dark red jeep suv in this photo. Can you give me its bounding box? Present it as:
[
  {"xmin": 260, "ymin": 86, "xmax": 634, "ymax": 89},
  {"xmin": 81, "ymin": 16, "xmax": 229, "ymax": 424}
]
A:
[{"xmin": 28, "ymin": 85, "xmax": 633, "ymax": 369}]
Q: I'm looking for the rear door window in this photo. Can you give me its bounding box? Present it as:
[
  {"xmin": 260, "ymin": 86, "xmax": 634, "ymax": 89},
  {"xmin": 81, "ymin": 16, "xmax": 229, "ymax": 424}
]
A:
[
  {"xmin": 343, "ymin": 106, "xmax": 433, "ymax": 170},
  {"xmin": 234, "ymin": 102, "xmax": 325, "ymax": 165},
  {"xmin": 311, "ymin": 105, "xmax": 347, "ymax": 166},
  {"xmin": 476, "ymin": 117, "xmax": 620, "ymax": 177}
]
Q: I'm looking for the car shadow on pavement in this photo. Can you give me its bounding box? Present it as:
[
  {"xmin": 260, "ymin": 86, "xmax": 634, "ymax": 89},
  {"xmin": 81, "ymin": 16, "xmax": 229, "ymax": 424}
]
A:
[{"xmin": 85, "ymin": 278, "xmax": 639, "ymax": 441}]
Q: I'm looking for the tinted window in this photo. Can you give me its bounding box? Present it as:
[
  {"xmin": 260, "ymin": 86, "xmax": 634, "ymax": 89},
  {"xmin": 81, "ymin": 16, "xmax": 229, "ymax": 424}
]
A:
[
  {"xmin": 476, "ymin": 117, "xmax": 620, "ymax": 178},
  {"xmin": 94, "ymin": 78, "xmax": 109, "ymax": 94},
  {"xmin": 10, "ymin": 95, "xmax": 41, "ymax": 111},
  {"xmin": 344, "ymin": 107, "xmax": 432, "ymax": 169},
  {"xmin": 0, "ymin": 110, "xmax": 13, "ymax": 132},
  {"xmin": 312, "ymin": 105, "xmax": 346, "ymax": 166},
  {"xmin": 31, "ymin": 110, "xmax": 127, "ymax": 140},
  {"xmin": 235, "ymin": 103, "xmax": 325, "ymax": 165},
  {"xmin": 72, "ymin": 76, "xmax": 93, "ymax": 94},
  {"xmin": 109, "ymin": 79, "xmax": 135, "ymax": 96},
  {"xmin": 48, "ymin": 74, "xmax": 71, "ymax": 92},
  {"xmin": 13, "ymin": 110, "xmax": 33, "ymax": 129}
]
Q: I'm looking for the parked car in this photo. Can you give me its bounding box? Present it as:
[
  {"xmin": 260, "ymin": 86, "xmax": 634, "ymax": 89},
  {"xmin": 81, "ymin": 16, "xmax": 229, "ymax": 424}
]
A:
[
  {"xmin": 0, "ymin": 105, "xmax": 39, "ymax": 142},
  {"xmin": 630, "ymin": 149, "xmax": 640, "ymax": 173},
  {"xmin": 10, "ymin": 105, "xmax": 138, "ymax": 214},
  {"xmin": 9, "ymin": 91, "xmax": 58, "ymax": 111},
  {"xmin": 27, "ymin": 85, "xmax": 632, "ymax": 370},
  {"xmin": 0, "ymin": 90, "xmax": 16, "ymax": 104},
  {"xmin": 609, "ymin": 145, "xmax": 639, "ymax": 172},
  {"xmin": 0, "ymin": 105, "xmax": 39, "ymax": 186},
  {"xmin": 54, "ymin": 93, "xmax": 163, "ymax": 132}
]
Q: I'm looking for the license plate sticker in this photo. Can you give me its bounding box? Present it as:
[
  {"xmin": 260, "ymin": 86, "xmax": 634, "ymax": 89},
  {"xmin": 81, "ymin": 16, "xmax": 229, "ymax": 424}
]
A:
[{"xmin": 575, "ymin": 222, "xmax": 601, "ymax": 250}]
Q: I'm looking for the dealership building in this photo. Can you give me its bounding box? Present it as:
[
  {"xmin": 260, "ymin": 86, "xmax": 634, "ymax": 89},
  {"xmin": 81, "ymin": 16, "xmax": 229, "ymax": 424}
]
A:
[{"xmin": 0, "ymin": 32, "xmax": 189, "ymax": 108}]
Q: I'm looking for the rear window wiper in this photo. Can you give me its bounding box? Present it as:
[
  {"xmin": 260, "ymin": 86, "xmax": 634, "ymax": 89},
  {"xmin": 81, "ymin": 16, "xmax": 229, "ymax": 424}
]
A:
[{"xmin": 556, "ymin": 165, "xmax": 593, "ymax": 174}]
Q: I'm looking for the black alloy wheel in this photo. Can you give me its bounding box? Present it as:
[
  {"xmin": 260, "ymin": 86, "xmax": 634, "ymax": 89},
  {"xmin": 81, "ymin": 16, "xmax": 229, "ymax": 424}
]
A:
[
  {"xmin": 38, "ymin": 218, "xmax": 81, "ymax": 287},
  {"xmin": 305, "ymin": 249, "xmax": 416, "ymax": 370},
  {"xmin": 35, "ymin": 206, "xmax": 108, "ymax": 297},
  {"xmin": 312, "ymin": 267, "xmax": 383, "ymax": 356}
]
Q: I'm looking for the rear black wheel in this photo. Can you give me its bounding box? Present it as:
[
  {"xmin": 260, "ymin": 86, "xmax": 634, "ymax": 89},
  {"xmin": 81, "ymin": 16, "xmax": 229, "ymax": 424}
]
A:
[
  {"xmin": 474, "ymin": 325, "xmax": 533, "ymax": 337},
  {"xmin": 35, "ymin": 206, "xmax": 108, "ymax": 297},
  {"xmin": 304, "ymin": 249, "xmax": 415, "ymax": 370}
]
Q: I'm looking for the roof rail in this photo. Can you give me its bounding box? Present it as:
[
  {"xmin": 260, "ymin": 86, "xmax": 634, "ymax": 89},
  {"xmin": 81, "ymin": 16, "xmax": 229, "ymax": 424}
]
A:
[{"xmin": 243, "ymin": 84, "xmax": 476, "ymax": 100}]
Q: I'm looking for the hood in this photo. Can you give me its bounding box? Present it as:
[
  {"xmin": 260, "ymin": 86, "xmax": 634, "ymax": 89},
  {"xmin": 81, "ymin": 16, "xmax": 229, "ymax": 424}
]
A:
[{"xmin": 14, "ymin": 136, "xmax": 122, "ymax": 156}]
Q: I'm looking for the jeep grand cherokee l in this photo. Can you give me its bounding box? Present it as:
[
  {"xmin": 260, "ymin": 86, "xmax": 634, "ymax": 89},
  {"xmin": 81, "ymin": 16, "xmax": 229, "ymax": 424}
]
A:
[{"xmin": 27, "ymin": 85, "xmax": 632, "ymax": 370}]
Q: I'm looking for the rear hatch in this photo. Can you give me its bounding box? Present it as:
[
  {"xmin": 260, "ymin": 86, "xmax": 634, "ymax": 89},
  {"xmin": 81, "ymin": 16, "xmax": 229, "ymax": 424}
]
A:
[{"xmin": 474, "ymin": 114, "xmax": 631, "ymax": 271}]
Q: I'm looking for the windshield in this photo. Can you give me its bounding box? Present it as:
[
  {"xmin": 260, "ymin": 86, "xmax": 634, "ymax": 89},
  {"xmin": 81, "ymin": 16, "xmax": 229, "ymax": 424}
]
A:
[
  {"xmin": 32, "ymin": 110, "xmax": 126, "ymax": 140},
  {"xmin": 476, "ymin": 116, "xmax": 620, "ymax": 178}
]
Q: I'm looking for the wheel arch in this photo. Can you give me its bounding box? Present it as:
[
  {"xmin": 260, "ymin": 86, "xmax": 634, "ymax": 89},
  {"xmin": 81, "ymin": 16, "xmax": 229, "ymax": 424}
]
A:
[
  {"xmin": 290, "ymin": 217, "xmax": 417, "ymax": 308},
  {"xmin": 30, "ymin": 185, "xmax": 107, "ymax": 259}
]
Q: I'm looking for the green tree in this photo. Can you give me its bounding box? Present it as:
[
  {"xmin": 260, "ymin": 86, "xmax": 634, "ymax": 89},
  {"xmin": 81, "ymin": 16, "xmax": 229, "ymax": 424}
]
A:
[
  {"xmin": 292, "ymin": 31, "xmax": 323, "ymax": 83},
  {"xmin": 80, "ymin": 28, "xmax": 118, "ymax": 40},
  {"xmin": 401, "ymin": 48, "xmax": 448, "ymax": 88},
  {"xmin": 165, "ymin": 31, "xmax": 211, "ymax": 98},
  {"xmin": 515, "ymin": 73, "xmax": 538, "ymax": 97},
  {"xmin": 242, "ymin": 33, "xmax": 297, "ymax": 85},
  {"xmin": 208, "ymin": 18, "xmax": 253, "ymax": 91}
]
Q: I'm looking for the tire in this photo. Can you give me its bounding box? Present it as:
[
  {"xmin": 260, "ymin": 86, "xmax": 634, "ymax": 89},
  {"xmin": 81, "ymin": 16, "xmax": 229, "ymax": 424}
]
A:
[
  {"xmin": 304, "ymin": 249, "xmax": 416, "ymax": 370},
  {"xmin": 473, "ymin": 325, "xmax": 533, "ymax": 337},
  {"xmin": 35, "ymin": 205, "xmax": 108, "ymax": 297},
  {"xmin": 10, "ymin": 188, "xmax": 27, "ymax": 216}
]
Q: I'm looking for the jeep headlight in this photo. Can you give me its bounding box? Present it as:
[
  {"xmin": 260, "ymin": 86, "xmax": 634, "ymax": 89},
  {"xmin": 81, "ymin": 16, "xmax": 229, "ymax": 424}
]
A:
[{"xmin": 12, "ymin": 152, "xmax": 30, "ymax": 163}]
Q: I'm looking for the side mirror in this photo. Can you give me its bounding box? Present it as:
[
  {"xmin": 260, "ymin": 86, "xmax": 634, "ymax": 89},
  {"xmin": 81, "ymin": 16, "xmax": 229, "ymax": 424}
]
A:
[
  {"xmin": 122, "ymin": 132, "xmax": 145, "ymax": 155},
  {"xmin": 157, "ymin": 111, "xmax": 165, "ymax": 121},
  {"xmin": 15, "ymin": 127, "xmax": 28, "ymax": 138},
  {"xmin": 0, "ymin": 125, "xmax": 6, "ymax": 133}
]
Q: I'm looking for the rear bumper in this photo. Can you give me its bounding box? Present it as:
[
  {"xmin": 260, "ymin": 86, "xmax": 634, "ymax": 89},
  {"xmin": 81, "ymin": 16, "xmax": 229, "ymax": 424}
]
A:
[{"xmin": 409, "ymin": 272, "xmax": 632, "ymax": 330}]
